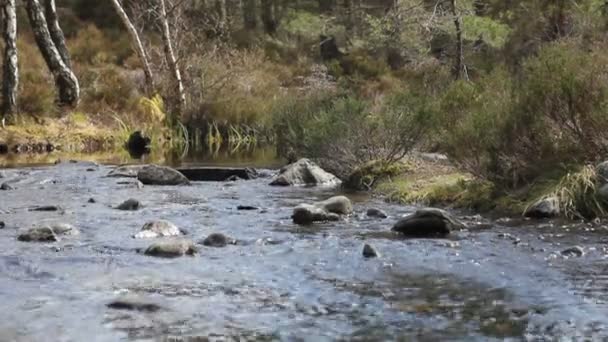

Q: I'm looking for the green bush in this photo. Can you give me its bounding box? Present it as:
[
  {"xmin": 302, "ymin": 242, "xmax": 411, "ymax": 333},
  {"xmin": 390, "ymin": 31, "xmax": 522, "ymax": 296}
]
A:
[
  {"xmin": 273, "ymin": 91, "xmax": 432, "ymax": 179},
  {"xmin": 437, "ymin": 41, "xmax": 608, "ymax": 188}
]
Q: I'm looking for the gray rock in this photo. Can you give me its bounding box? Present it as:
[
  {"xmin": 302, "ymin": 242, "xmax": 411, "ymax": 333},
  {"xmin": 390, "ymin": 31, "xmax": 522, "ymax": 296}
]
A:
[
  {"xmin": 117, "ymin": 179, "xmax": 144, "ymax": 189},
  {"xmin": 524, "ymin": 197, "xmax": 559, "ymax": 218},
  {"xmin": 107, "ymin": 165, "xmax": 146, "ymax": 178},
  {"xmin": 0, "ymin": 221, "xmax": 4, "ymax": 229},
  {"xmin": 366, "ymin": 208, "xmax": 388, "ymax": 219},
  {"xmin": 0, "ymin": 182, "xmax": 14, "ymax": 190},
  {"xmin": 137, "ymin": 165, "xmax": 190, "ymax": 186},
  {"xmin": 315, "ymin": 196, "xmax": 353, "ymax": 215},
  {"xmin": 392, "ymin": 208, "xmax": 465, "ymax": 237},
  {"xmin": 134, "ymin": 220, "xmax": 182, "ymax": 239},
  {"xmin": 561, "ymin": 246, "xmax": 584, "ymax": 257},
  {"xmin": 18, "ymin": 223, "xmax": 79, "ymax": 242},
  {"xmin": 237, "ymin": 205, "xmax": 258, "ymax": 211},
  {"xmin": 107, "ymin": 297, "xmax": 161, "ymax": 312},
  {"xmin": 270, "ymin": 158, "xmax": 341, "ymax": 187},
  {"xmin": 116, "ymin": 198, "xmax": 141, "ymax": 211},
  {"xmin": 144, "ymin": 239, "xmax": 197, "ymax": 258},
  {"xmin": 200, "ymin": 233, "xmax": 235, "ymax": 247},
  {"xmin": 597, "ymin": 161, "xmax": 608, "ymax": 184},
  {"xmin": 292, "ymin": 204, "xmax": 340, "ymax": 225},
  {"xmin": 29, "ymin": 205, "xmax": 63, "ymax": 212},
  {"xmin": 362, "ymin": 244, "xmax": 378, "ymax": 258},
  {"xmin": 88, "ymin": 198, "xmax": 96, "ymax": 203},
  {"xmin": 597, "ymin": 184, "xmax": 608, "ymax": 202},
  {"xmin": 18, "ymin": 227, "xmax": 57, "ymax": 242}
]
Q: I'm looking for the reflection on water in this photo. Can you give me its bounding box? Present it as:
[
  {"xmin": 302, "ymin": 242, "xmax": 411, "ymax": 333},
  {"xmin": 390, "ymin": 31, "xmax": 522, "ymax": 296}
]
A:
[{"xmin": 0, "ymin": 145, "xmax": 283, "ymax": 169}]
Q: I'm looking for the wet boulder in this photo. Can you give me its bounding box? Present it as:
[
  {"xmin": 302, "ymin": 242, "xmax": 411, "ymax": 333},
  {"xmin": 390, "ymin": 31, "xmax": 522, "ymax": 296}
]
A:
[
  {"xmin": 366, "ymin": 208, "xmax": 388, "ymax": 219},
  {"xmin": 315, "ymin": 196, "xmax": 353, "ymax": 215},
  {"xmin": 134, "ymin": 220, "xmax": 182, "ymax": 239},
  {"xmin": 524, "ymin": 197, "xmax": 559, "ymax": 219},
  {"xmin": 200, "ymin": 233, "xmax": 236, "ymax": 247},
  {"xmin": 392, "ymin": 208, "xmax": 465, "ymax": 238},
  {"xmin": 107, "ymin": 165, "xmax": 146, "ymax": 178},
  {"xmin": 596, "ymin": 161, "xmax": 608, "ymax": 183},
  {"xmin": 0, "ymin": 182, "xmax": 14, "ymax": 190},
  {"xmin": 107, "ymin": 296, "xmax": 162, "ymax": 313},
  {"xmin": 362, "ymin": 244, "xmax": 379, "ymax": 258},
  {"xmin": 270, "ymin": 158, "xmax": 341, "ymax": 187},
  {"xmin": 144, "ymin": 239, "xmax": 197, "ymax": 258},
  {"xmin": 116, "ymin": 198, "xmax": 141, "ymax": 211},
  {"xmin": 17, "ymin": 223, "xmax": 79, "ymax": 242},
  {"xmin": 561, "ymin": 246, "xmax": 584, "ymax": 257},
  {"xmin": 137, "ymin": 165, "xmax": 190, "ymax": 186},
  {"xmin": 292, "ymin": 204, "xmax": 340, "ymax": 225}
]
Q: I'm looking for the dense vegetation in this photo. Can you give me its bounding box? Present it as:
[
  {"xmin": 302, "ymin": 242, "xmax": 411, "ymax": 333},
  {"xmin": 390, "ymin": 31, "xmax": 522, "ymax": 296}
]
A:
[{"xmin": 3, "ymin": 0, "xmax": 608, "ymax": 217}]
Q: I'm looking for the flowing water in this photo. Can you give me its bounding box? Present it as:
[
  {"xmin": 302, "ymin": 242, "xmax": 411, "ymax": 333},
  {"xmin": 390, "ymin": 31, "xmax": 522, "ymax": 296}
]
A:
[{"xmin": 1, "ymin": 155, "xmax": 608, "ymax": 341}]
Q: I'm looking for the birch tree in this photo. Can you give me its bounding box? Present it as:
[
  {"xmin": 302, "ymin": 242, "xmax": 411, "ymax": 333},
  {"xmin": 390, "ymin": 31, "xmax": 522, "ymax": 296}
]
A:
[
  {"xmin": 25, "ymin": 0, "xmax": 79, "ymax": 106},
  {"xmin": 110, "ymin": 0, "xmax": 155, "ymax": 95},
  {"xmin": 1, "ymin": 0, "xmax": 18, "ymax": 127},
  {"xmin": 158, "ymin": 0, "xmax": 186, "ymax": 119},
  {"xmin": 44, "ymin": 0, "xmax": 70, "ymax": 67}
]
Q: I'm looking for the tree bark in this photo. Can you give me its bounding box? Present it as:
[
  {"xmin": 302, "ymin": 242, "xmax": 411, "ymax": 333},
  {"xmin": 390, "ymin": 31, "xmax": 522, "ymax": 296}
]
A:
[
  {"xmin": 25, "ymin": 0, "xmax": 79, "ymax": 107},
  {"xmin": 450, "ymin": 0, "xmax": 467, "ymax": 80},
  {"xmin": 215, "ymin": 0, "xmax": 227, "ymax": 32},
  {"xmin": 158, "ymin": 0, "xmax": 186, "ymax": 119},
  {"xmin": 2, "ymin": 0, "xmax": 18, "ymax": 126},
  {"xmin": 243, "ymin": 0, "xmax": 257, "ymax": 29},
  {"xmin": 44, "ymin": 0, "xmax": 70, "ymax": 67},
  {"xmin": 260, "ymin": 0, "xmax": 277, "ymax": 34},
  {"xmin": 110, "ymin": 0, "xmax": 155, "ymax": 95}
]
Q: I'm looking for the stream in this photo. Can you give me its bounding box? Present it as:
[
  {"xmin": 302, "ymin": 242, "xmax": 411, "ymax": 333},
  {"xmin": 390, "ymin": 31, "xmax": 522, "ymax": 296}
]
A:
[{"xmin": 1, "ymin": 159, "xmax": 608, "ymax": 341}]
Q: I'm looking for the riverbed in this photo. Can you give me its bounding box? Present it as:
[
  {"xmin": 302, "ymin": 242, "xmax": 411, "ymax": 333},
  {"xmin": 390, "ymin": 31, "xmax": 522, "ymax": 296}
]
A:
[{"xmin": 1, "ymin": 161, "xmax": 608, "ymax": 341}]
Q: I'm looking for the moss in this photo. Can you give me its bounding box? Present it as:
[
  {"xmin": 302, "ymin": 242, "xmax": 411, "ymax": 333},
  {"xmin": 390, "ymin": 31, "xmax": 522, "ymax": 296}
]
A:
[
  {"xmin": 343, "ymin": 160, "xmax": 409, "ymax": 190},
  {"xmin": 377, "ymin": 172, "xmax": 496, "ymax": 211}
]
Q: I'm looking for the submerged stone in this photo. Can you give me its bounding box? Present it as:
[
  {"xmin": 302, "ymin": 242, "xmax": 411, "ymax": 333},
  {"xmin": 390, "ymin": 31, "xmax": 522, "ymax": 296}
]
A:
[
  {"xmin": 144, "ymin": 240, "xmax": 197, "ymax": 258},
  {"xmin": 392, "ymin": 208, "xmax": 465, "ymax": 238},
  {"xmin": 137, "ymin": 165, "xmax": 190, "ymax": 186},
  {"xmin": 366, "ymin": 208, "xmax": 388, "ymax": 219},
  {"xmin": 270, "ymin": 158, "xmax": 341, "ymax": 187},
  {"xmin": 362, "ymin": 244, "xmax": 379, "ymax": 258},
  {"xmin": 134, "ymin": 220, "xmax": 182, "ymax": 239},
  {"xmin": 116, "ymin": 198, "xmax": 141, "ymax": 211},
  {"xmin": 200, "ymin": 233, "xmax": 235, "ymax": 247}
]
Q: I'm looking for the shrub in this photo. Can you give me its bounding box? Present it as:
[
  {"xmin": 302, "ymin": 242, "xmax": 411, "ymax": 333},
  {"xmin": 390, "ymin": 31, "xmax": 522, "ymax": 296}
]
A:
[
  {"xmin": 437, "ymin": 41, "xmax": 608, "ymax": 188},
  {"xmin": 273, "ymin": 91, "xmax": 432, "ymax": 179}
]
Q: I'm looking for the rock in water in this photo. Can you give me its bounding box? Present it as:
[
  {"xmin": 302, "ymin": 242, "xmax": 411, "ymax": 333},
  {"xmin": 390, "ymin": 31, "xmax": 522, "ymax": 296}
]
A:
[
  {"xmin": 134, "ymin": 220, "xmax": 182, "ymax": 239},
  {"xmin": 116, "ymin": 198, "xmax": 141, "ymax": 211},
  {"xmin": 107, "ymin": 297, "xmax": 161, "ymax": 312},
  {"xmin": 137, "ymin": 165, "xmax": 190, "ymax": 186},
  {"xmin": 270, "ymin": 158, "xmax": 341, "ymax": 187},
  {"xmin": 0, "ymin": 182, "xmax": 14, "ymax": 190},
  {"xmin": 0, "ymin": 221, "xmax": 5, "ymax": 229},
  {"xmin": 17, "ymin": 223, "xmax": 79, "ymax": 242},
  {"xmin": 366, "ymin": 208, "xmax": 388, "ymax": 219},
  {"xmin": 524, "ymin": 197, "xmax": 559, "ymax": 218},
  {"xmin": 200, "ymin": 233, "xmax": 235, "ymax": 247},
  {"xmin": 292, "ymin": 204, "xmax": 340, "ymax": 225},
  {"xmin": 107, "ymin": 165, "xmax": 146, "ymax": 178},
  {"xmin": 18, "ymin": 227, "xmax": 57, "ymax": 242},
  {"xmin": 362, "ymin": 244, "xmax": 379, "ymax": 258},
  {"xmin": 144, "ymin": 240, "xmax": 197, "ymax": 258},
  {"xmin": 392, "ymin": 208, "xmax": 465, "ymax": 238},
  {"xmin": 315, "ymin": 196, "xmax": 353, "ymax": 215},
  {"xmin": 561, "ymin": 246, "xmax": 584, "ymax": 257}
]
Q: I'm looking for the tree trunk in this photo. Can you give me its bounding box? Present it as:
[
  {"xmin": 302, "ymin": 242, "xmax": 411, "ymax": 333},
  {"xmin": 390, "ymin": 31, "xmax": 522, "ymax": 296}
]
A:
[
  {"xmin": 110, "ymin": 0, "xmax": 155, "ymax": 95},
  {"xmin": 450, "ymin": 0, "xmax": 467, "ymax": 80},
  {"xmin": 158, "ymin": 0, "xmax": 186, "ymax": 119},
  {"xmin": 243, "ymin": 0, "xmax": 257, "ymax": 29},
  {"xmin": 215, "ymin": 0, "xmax": 227, "ymax": 32},
  {"xmin": 44, "ymin": 0, "xmax": 70, "ymax": 67},
  {"xmin": 260, "ymin": 0, "xmax": 277, "ymax": 34},
  {"xmin": 25, "ymin": 0, "xmax": 79, "ymax": 107},
  {"xmin": 1, "ymin": 0, "xmax": 18, "ymax": 127}
]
